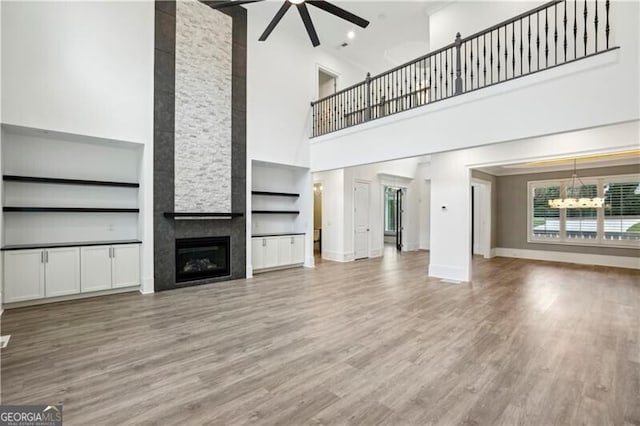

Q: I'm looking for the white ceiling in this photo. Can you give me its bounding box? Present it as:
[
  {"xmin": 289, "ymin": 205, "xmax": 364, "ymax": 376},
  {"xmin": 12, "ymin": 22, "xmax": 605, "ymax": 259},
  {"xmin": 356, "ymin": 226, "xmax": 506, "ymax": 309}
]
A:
[{"xmin": 246, "ymin": 1, "xmax": 453, "ymax": 73}]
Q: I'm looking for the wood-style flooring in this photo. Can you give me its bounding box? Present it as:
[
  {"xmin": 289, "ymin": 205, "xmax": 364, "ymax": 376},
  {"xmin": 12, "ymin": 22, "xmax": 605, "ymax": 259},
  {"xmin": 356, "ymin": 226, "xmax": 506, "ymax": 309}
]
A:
[{"xmin": 1, "ymin": 249, "xmax": 639, "ymax": 425}]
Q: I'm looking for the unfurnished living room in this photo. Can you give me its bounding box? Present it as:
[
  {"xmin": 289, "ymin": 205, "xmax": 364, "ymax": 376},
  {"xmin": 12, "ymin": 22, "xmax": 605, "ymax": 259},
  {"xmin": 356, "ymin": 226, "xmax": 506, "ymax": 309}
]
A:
[{"xmin": 0, "ymin": 0, "xmax": 638, "ymax": 424}]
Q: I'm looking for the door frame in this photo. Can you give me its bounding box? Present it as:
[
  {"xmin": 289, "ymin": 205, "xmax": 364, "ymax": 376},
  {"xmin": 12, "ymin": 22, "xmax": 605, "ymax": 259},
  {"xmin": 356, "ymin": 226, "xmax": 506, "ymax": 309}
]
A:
[
  {"xmin": 471, "ymin": 178, "xmax": 492, "ymax": 258},
  {"xmin": 379, "ymin": 174, "xmax": 412, "ymax": 255},
  {"xmin": 353, "ymin": 178, "xmax": 371, "ymax": 260},
  {"xmin": 316, "ymin": 64, "xmax": 340, "ymax": 99},
  {"xmin": 313, "ymin": 180, "xmax": 324, "ymax": 257}
]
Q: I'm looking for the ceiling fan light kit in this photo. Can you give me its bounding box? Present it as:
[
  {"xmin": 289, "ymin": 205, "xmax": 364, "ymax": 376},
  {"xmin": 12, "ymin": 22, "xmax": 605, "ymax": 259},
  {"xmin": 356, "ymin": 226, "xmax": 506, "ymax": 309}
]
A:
[{"xmin": 204, "ymin": 0, "xmax": 370, "ymax": 47}]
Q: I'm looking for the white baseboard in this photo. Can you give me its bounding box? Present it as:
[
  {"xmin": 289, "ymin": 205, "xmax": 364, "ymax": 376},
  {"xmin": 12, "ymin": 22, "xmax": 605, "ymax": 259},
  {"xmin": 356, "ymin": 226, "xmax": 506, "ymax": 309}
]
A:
[
  {"xmin": 486, "ymin": 248, "xmax": 497, "ymax": 259},
  {"xmin": 494, "ymin": 247, "xmax": 640, "ymax": 270},
  {"xmin": 323, "ymin": 250, "xmax": 354, "ymax": 262},
  {"xmin": 246, "ymin": 265, "xmax": 253, "ymax": 279},
  {"xmin": 140, "ymin": 277, "xmax": 155, "ymax": 295},
  {"xmin": 428, "ymin": 264, "xmax": 470, "ymax": 282},
  {"xmin": 405, "ymin": 243, "xmax": 420, "ymax": 252}
]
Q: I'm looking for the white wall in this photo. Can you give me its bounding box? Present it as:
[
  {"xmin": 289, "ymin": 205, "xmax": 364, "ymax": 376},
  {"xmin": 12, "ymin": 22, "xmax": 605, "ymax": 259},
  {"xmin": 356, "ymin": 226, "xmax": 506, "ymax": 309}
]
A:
[
  {"xmin": 1, "ymin": 1, "xmax": 155, "ymax": 293},
  {"xmin": 310, "ymin": 1, "xmax": 639, "ymax": 172},
  {"xmin": 429, "ymin": 121, "xmax": 640, "ymax": 282}
]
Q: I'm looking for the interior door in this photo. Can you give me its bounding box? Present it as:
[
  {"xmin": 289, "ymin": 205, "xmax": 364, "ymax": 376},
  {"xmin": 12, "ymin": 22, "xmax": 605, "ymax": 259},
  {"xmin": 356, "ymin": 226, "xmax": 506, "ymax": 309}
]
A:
[
  {"xmin": 354, "ymin": 181, "xmax": 370, "ymax": 259},
  {"xmin": 396, "ymin": 188, "xmax": 403, "ymax": 251}
]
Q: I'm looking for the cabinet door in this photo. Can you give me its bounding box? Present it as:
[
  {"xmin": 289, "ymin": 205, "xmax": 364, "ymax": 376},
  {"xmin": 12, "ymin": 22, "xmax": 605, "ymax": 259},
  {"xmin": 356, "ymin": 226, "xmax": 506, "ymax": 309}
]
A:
[
  {"xmin": 251, "ymin": 238, "xmax": 265, "ymax": 270},
  {"xmin": 81, "ymin": 246, "xmax": 112, "ymax": 293},
  {"xmin": 112, "ymin": 245, "xmax": 140, "ymax": 288},
  {"xmin": 263, "ymin": 238, "xmax": 279, "ymax": 268},
  {"xmin": 292, "ymin": 235, "xmax": 305, "ymax": 264},
  {"xmin": 3, "ymin": 250, "xmax": 45, "ymax": 303},
  {"xmin": 45, "ymin": 247, "xmax": 81, "ymax": 297},
  {"xmin": 277, "ymin": 236, "xmax": 293, "ymax": 266}
]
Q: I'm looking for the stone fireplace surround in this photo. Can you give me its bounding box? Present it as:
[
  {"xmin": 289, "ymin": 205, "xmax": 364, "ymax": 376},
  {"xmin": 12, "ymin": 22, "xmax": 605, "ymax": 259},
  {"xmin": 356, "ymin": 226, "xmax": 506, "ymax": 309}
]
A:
[{"xmin": 153, "ymin": 0, "xmax": 247, "ymax": 291}]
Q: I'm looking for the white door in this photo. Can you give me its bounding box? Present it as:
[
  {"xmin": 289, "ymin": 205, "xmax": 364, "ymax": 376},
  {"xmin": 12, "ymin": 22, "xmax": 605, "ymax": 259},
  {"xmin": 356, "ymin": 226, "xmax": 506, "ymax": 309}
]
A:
[
  {"xmin": 263, "ymin": 238, "xmax": 279, "ymax": 268},
  {"xmin": 291, "ymin": 235, "xmax": 305, "ymax": 264},
  {"xmin": 3, "ymin": 250, "xmax": 45, "ymax": 303},
  {"xmin": 45, "ymin": 247, "xmax": 81, "ymax": 297},
  {"xmin": 112, "ymin": 245, "xmax": 140, "ymax": 288},
  {"xmin": 81, "ymin": 246, "xmax": 112, "ymax": 292},
  {"xmin": 354, "ymin": 181, "xmax": 370, "ymax": 259},
  {"xmin": 277, "ymin": 236, "xmax": 293, "ymax": 266},
  {"xmin": 251, "ymin": 238, "xmax": 265, "ymax": 270}
]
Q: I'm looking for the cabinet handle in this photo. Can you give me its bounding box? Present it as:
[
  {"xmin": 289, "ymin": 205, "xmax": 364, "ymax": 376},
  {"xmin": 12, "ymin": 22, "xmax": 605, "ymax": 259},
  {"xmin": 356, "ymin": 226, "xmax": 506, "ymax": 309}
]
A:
[
  {"xmin": 262, "ymin": 239, "xmax": 266, "ymax": 247},
  {"xmin": 112, "ymin": 247, "xmax": 115, "ymax": 258},
  {"xmin": 41, "ymin": 251, "xmax": 45, "ymax": 263},
  {"xmin": 291, "ymin": 237, "xmax": 294, "ymax": 244},
  {"xmin": 45, "ymin": 251, "xmax": 48, "ymax": 263}
]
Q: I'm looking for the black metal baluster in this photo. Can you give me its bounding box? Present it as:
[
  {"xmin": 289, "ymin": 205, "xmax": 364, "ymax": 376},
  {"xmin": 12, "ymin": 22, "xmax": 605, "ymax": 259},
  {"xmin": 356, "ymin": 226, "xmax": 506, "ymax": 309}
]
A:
[
  {"xmin": 490, "ymin": 31, "xmax": 494, "ymax": 83},
  {"xmin": 520, "ymin": 19, "xmax": 524, "ymax": 75},
  {"xmin": 554, "ymin": 4, "xmax": 558, "ymax": 64},
  {"xmin": 583, "ymin": 0, "xmax": 588, "ymax": 55},
  {"xmin": 605, "ymin": 0, "xmax": 610, "ymax": 49},
  {"xmin": 476, "ymin": 38, "xmax": 480, "ymax": 87},
  {"xmin": 574, "ymin": 0, "xmax": 578, "ymax": 58},
  {"xmin": 470, "ymin": 41, "xmax": 474, "ymax": 90},
  {"xmin": 528, "ymin": 15, "xmax": 532, "ymax": 72},
  {"xmin": 595, "ymin": 0, "xmax": 599, "ymax": 52},
  {"xmin": 564, "ymin": 0, "xmax": 568, "ymax": 61},
  {"xmin": 497, "ymin": 28, "xmax": 501, "ymax": 82},
  {"xmin": 512, "ymin": 23, "xmax": 516, "ymax": 77},
  {"xmin": 445, "ymin": 50, "xmax": 449, "ymax": 96},
  {"xmin": 505, "ymin": 25, "xmax": 509, "ymax": 80},
  {"xmin": 483, "ymin": 34, "xmax": 487, "ymax": 86},
  {"xmin": 545, "ymin": 7, "xmax": 549, "ymax": 67},
  {"xmin": 536, "ymin": 12, "xmax": 541, "ymax": 70}
]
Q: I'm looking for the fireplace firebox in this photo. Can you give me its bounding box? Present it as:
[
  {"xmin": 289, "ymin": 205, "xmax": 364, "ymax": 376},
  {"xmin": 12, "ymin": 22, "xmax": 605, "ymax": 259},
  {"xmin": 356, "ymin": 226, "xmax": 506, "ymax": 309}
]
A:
[{"xmin": 175, "ymin": 237, "xmax": 230, "ymax": 283}]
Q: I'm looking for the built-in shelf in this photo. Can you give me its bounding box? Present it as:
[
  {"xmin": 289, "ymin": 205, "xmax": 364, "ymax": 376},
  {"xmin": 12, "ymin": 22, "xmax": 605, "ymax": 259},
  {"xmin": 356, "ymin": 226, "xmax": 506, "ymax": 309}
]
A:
[
  {"xmin": 3, "ymin": 207, "xmax": 139, "ymax": 213},
  {"xmin": 252, "ymin": 233, "xmax": 306, "ymax": 238},
  {"xmin": 164, "ymin": 212, "xmax": 244, "ymax": 219},
  {"xmin": 252, "ymin": 191, "xmax": 300, "ymax": 198},
  {"xmin": 3, "ymin": 175, "xmax": 140, "ymax": 188},
  {"xmin": 1, "ymin": 240, "xmax": 142, "ymax": 251},
  {"xmin": 252, "ymin": 210, "xmax": 300, "ymax": 215}
]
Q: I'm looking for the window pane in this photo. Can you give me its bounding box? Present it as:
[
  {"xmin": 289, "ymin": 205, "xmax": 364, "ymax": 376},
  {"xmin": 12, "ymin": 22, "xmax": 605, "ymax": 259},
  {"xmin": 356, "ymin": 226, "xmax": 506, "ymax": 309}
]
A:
[
  {"xmin": 603, "ymin": 181, "xmax": 640, "ymax": 242},
  {"xmin": 566, "ymin": 184, "xmax": 598, "ymax": 241},
  {"xmin": 384, "ymin": 187, "xmax": 396, "ymax": 233},
  {"xmin": 532, "ymin": 185, "xmax": 560, "ymax": 239}
]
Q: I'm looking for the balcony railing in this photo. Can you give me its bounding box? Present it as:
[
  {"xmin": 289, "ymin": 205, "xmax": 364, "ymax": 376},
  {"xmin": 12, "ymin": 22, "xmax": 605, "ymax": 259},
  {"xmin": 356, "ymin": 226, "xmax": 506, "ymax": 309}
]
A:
[{"xmin": 311, "ymin": 0, "xmax": 617, "ymax": 138}]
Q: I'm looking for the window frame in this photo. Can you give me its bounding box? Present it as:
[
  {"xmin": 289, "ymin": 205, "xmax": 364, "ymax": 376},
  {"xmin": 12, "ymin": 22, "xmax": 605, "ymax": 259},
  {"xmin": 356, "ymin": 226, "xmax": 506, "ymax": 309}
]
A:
[{"xmin": 527, "ymin": 173, "xmax": 640, "ymax": 249}]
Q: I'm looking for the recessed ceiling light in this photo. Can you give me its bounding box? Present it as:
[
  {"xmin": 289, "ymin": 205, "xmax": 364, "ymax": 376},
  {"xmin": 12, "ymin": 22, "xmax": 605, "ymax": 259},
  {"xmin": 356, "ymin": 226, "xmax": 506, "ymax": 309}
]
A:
[{"xmin": 347, "ymin": 30, "xmax": 356, "ymax": 39}]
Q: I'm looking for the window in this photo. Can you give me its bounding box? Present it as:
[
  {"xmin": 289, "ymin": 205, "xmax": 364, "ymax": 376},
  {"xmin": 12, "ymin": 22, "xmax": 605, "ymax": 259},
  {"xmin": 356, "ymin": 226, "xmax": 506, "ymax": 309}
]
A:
[
  {"xmin": 528, "ymin": 174, "xmax": 640, "ymax": 247},
  {"xmin": 384, "ymin": 186, "xmax": 397, "ymax": 234}
]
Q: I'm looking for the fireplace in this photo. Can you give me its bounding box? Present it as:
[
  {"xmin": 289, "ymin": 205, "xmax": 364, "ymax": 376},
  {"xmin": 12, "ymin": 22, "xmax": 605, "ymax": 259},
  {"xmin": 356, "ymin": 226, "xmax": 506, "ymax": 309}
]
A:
[{"xmin": 175, "ymin": 237, "xmax": 230, "ymax": 283}]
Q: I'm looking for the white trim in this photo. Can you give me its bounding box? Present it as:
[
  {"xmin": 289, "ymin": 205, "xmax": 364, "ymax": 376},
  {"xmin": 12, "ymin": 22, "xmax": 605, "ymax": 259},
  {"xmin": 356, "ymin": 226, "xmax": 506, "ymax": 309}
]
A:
[
  {"xmin": 494, "ymin": 247, "xmax": 640, "ymax": 270},
  {"xmin": 140, "ymin": 277, "xmax": 154, "ymax": 294},
  {"xmin": 322, "ymin": 250, "xmax": 354, "ymax": 262},
  {"xmin": 315, "ymin": 64, "xmax": 340, "ymax": 100},
  {"xmin": 378, "ymin": 173, "xmax": 413, "ymax": 188},
  {"xmin": 3, "ymin": 286, "xmax": 140, "ymax": 309},
  {"xmin": 353, "ymin": 179, "xmax": 372, "ymax": 259},
  {"xmin": 471, "ymin": 178, "xmax": 492, "ymax": 258},
  {"xmin": 428, "ymin": 263, "xmax": 470, "ymax": 282}
]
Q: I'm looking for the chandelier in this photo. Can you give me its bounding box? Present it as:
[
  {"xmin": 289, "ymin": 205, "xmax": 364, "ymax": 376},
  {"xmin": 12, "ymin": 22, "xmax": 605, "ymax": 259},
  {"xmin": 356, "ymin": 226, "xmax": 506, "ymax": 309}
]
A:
[{"xmin": 548, "ymin": 159, "xmax": 605, "ymax": 209}]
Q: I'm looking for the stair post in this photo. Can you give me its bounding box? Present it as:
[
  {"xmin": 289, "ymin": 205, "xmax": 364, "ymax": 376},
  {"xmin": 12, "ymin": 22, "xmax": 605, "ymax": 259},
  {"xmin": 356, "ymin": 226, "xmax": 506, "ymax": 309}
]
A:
[{"xmin": 454, "ymin": 32, "xmax": 463, "ymax": 95}]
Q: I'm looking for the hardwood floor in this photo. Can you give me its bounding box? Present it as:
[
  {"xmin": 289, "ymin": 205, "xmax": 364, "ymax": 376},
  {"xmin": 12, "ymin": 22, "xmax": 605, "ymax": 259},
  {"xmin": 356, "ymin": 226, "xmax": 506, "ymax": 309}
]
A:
[{"xmin": 1, "ymin": 250, "xmax": 639, "ymax": 425}]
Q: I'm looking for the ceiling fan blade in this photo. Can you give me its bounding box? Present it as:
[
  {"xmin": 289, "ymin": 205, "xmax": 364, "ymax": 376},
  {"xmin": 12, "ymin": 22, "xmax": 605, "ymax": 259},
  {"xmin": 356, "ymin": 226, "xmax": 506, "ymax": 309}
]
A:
[
  {"xmin": 202, "ymin": 0, "xmax": 265, "ymax": 10},
  {"xmin": 259, "ymin": 1, "xmax": 292, "ymax": 41},
  {"xmin": 307, "ymin": 1, "xmax": 370, "ymax": 28},
  {"xmin": 297, "ymin": 3, "xmax": 320, "ymax": 47}
]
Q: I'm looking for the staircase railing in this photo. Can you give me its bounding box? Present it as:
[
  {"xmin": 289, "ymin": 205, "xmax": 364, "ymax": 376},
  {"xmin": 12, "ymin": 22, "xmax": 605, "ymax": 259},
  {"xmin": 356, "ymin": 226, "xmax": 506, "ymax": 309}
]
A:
[{"xmin": 311, "ymin": 0, "xmax": 616, "ymax": 138}]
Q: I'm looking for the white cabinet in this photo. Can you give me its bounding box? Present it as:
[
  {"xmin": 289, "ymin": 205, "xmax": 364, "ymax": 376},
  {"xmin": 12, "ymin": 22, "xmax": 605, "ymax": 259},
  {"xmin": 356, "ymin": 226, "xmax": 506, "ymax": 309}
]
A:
[
  {"xmin": 252, "ymin": 235, "xmax": 305, "ymax": 272},
  {"xmin": 112, "ymin": 245, "xmax": 140, "ymax": 288},
  {"xmin": 81, "ymin": 244, "xmax": 140, "ymax": 292},
  {"xmin": 81, "ymin": 246, "xmax": 112, "ymax": 292},
  {"xmin": 45, "ymin": 248, "xmax": 81, "ymax": 297},
  {"xmin": 3, "ymin": 250, "xmax": 45, "ymax": 303},
  {"xmin": 4, "ymin": 247, "xmax": 80, "ymax": 303}
]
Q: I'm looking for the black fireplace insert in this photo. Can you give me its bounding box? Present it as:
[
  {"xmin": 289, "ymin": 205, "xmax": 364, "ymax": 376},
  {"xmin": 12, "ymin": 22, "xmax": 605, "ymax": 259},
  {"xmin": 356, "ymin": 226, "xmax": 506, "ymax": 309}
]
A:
[{"xmin": 175, "ymin": 237, "xmax": 230, "ymax": 283}]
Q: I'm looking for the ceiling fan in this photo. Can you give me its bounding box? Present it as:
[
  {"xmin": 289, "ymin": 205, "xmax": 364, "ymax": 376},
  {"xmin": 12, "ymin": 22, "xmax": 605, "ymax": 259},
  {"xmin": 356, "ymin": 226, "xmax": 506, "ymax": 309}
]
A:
[{"xmin": 203, "ymin": 0, "xmax": 370, "ymax": 47}]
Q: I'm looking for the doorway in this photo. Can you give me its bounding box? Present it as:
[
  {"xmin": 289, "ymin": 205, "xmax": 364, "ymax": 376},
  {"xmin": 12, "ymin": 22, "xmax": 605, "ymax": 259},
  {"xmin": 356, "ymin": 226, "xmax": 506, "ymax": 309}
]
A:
[
  {"xmin": 384, "ymin": 186, "xmax": 404, "ymax": 251},
  {"xmin": 318, "ymin": 68, "xmax": 337, "ymax": 98},
  {"xmin": 471, "ymin": 180, "xmax": 492, "ymax": 257},
  {"xmin": 313, "ymin": 182, "xmax": 323, "ymax": 255},
  {"xmin": 354, "ymin": 181, "xmax": 370, "ymax": 260}
]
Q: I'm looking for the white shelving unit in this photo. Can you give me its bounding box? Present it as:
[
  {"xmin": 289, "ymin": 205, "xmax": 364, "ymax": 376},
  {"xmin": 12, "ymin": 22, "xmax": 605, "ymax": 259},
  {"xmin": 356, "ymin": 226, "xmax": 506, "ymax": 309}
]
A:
[
  {"xmin": 1, "ymin": 124, "xmax": 142, "ymax": 305},
  {"xmin": 250, "ymin": 160, "xmax": 312, "ymax": 273}
]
